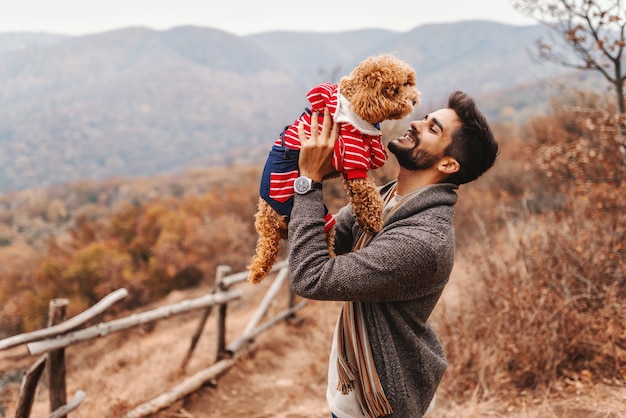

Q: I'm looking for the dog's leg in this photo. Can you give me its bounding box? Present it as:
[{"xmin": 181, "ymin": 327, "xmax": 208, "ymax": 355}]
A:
[
  {"xmin": 344, "ymin": 178, "xmax": 384, "ymax": 235},
  {"xmin": 248, "ymin": 199, "xmax": 289, "ymax": 284}
]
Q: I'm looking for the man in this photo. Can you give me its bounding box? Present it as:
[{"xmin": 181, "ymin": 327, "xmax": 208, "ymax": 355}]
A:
[{"xmin": 288, "ymin": 91, "xmax": 498, "ymax": 418}]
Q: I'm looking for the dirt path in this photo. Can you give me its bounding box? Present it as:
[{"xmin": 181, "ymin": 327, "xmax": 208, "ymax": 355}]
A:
[{"xmin": 161, "ymin": 298, "xmax": 341, "ymax": 418}]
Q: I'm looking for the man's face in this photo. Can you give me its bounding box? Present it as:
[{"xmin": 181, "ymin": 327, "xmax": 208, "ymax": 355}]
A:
[{"xmin": 388, "ymin": 108, "xmax": 460, "ymax": 171}]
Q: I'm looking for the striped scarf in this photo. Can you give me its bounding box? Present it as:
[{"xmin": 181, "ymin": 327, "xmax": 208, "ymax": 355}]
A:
[{"xmin": 335, "ymin": 184, "xmax": 399, "ymax": 418}]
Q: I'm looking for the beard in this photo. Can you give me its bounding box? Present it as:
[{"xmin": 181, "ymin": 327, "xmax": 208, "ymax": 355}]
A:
[{"xmin": 388, "ymin": 140, "xmax": 440, "ymax": 171}]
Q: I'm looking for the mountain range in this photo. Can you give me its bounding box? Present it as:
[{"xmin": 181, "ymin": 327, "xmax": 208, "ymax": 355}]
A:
[{"xmin": 0, "ymin": 21, "xmax": 590, "ymax": 193}]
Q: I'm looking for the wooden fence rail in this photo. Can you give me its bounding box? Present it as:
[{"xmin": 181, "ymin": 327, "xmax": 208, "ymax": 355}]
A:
[
  {"xmin": 0, "ymin": 260, "xmax": 302, "ymax": 418},
  {"xmin": 27, "ymin": 289, "xmax": 242, "ymax": 355},
  {"xmin": 0, "ymin": 289, "xmax": 129, "ymax": 351}
]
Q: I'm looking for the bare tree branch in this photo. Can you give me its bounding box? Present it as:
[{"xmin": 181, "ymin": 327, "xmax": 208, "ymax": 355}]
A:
[{"xmin": 513, "ymin": 0, "xmax": 626, "ymax": 112}]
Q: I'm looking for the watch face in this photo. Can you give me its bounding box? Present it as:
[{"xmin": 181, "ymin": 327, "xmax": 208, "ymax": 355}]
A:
[{"xmin": 294, "ymin": 176, "xmax": 310, "ymax": 194}]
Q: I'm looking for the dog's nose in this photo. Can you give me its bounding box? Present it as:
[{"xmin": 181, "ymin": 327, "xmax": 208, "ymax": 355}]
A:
[{"xmin": 412, "ymin": 99, "xmax": 417, "ymax": 106}]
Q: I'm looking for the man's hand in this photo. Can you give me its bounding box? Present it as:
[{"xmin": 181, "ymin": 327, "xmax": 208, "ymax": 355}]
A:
[{"xmin": 297, "ymin": 107, "xmax": 339, "ymax": 182}]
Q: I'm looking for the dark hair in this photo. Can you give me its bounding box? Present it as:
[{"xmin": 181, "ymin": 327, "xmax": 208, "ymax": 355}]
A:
[{"xmin": 444, "ymin": 91, "xmax": 499, "ymax": 185}]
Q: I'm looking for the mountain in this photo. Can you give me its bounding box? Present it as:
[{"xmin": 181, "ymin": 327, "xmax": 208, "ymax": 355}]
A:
[
  {"xmin": 0, "ymin": 32, "xmax": 69, "ymax": 56},
  {"xmin": 248, "ymin": 21, "xmax": 562, "ymax": 101},
  {"xmin": 0, "ymin": 21, "xmax": 581, "ymax": 193},
  {"xmin": 0, "ymin": 26, "xmax": 305, "ymax": 192}
]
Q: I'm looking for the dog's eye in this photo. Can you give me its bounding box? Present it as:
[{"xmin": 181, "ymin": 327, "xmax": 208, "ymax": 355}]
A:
[{"xmin": 393, "ymin": 87, "xmax": 399, "ymax": 95}]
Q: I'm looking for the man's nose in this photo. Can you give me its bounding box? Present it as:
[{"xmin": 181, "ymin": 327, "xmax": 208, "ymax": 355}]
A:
[{"xmin": 410, "ymin": 120, "xmax": 424, "ymax": 131}]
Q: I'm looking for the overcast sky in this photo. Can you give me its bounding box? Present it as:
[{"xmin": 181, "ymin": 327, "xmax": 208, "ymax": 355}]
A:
[{"xmin": 0, "ymin": 0, "xmax": 537, "ymax": 36}]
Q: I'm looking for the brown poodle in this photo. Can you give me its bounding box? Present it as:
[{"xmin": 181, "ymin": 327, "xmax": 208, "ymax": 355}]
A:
[{"xmin": 248, "ymin": 54, "xmax": 420, "ymax": 284}]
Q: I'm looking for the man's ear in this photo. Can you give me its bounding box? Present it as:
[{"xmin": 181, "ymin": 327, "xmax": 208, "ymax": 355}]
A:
[{"xmin": 437, "ymin": 157, "xmax": 460, "ymax": 175}]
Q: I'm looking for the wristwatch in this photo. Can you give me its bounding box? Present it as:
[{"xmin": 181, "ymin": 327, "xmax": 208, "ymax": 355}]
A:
[{"xmin": 293, "ymin": 176, "xmax": 323, "ymax": 195}]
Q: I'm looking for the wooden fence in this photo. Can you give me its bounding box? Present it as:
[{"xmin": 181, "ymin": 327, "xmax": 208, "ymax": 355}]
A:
[{"xmin": 0, "ymin": 259, "xmax": 304, "ymax": 418}]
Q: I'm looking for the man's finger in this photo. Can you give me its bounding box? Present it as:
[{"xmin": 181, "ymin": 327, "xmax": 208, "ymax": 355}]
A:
[
  {"xmin": 330, "ymin": 121, "xmax": 339, "ymax": 144},
  {"xmin": 309, "ymin": 110, "xmax": 319, "ymax": 141},
  {"xmin": 319, "ymin": 108, "xmax": 331, "ymax": 144},
  {"xmin": 297, "ymin": 121, "xmax": 307, "ymax": 142}
]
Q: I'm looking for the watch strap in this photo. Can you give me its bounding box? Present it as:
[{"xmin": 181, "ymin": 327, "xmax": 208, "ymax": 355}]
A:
[{"xmin": 310, "ymin": 180, "xmax": 323, "ymax": 190}]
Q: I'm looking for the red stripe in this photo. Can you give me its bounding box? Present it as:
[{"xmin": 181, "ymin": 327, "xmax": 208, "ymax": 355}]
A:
[
  {"xmin": 324, "ymin": 213, "xmax": 336, "ymax": 232},
  {"xmin": 269, "ymin": 170, "xmax": 298, "ymax": 202}
]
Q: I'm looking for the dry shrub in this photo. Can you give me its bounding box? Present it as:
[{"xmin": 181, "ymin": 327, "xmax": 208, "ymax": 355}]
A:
[
  {"xmin": 440, "ymin": 205, "xmax": 625, "ymax": 397},
  {"xmin": 435, "ymin": 90, "xmax": 626, "ymax": 402},
  {"xmin": 0, "ymin": 172, "xmax": 260, "ymax": 334}
]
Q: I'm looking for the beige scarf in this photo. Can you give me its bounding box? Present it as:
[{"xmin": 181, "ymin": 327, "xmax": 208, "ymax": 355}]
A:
[
  {"xmin": 335, "ymin": 183, "xmax": 401, "ymax": 418},
  {"xmin": 336, "ymin": 183, "xmax": 432, "ymax": 417}
]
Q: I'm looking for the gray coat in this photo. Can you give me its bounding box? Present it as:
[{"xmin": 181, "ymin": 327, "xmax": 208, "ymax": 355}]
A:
[{"xmin": 288, "ymin": 181, "xmax": 458, "ymax": 417}]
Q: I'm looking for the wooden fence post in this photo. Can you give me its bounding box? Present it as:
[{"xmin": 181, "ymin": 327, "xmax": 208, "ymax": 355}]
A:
[
  {"xmin": 14, "ymin": 355, "xmax": 47, "ymax": 418},
  {"xmin": 214, "ymin": 265, "xmax": 232, "ymax": 362},
  {"xmin": 179, "ymin": 308, "xmax": 212, "ymax": 373},
  {"xmin": 180, "ymin": 265, "xmax": 231, "ymax": 372},
  {"xmin": 47, "ymin": 298, "xmax": 69, "ymax": 416}
]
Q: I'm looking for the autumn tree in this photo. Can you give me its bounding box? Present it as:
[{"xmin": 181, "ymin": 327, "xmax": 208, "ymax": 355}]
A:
[
  {"xmin": 514, "ymin": 0, "xmax": 626, "ymax": 161},
  {"xmin": 514, "ymin": 0, "xmax": 626, "ymax": 110}
]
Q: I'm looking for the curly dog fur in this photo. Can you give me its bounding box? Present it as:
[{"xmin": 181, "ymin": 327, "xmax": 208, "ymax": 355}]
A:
[{"xmin": 248, "ymin": 54, "xmax": 420, "ymax": 284}]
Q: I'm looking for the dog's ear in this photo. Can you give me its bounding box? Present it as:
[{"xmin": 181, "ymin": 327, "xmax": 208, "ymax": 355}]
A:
[
  {"xmin": 346, "ymin": 84, "xmax": 386, "ymax": 124},
  {"xmin": 340, "ymin": 69, "xmax": 387, "ymax": 124}
]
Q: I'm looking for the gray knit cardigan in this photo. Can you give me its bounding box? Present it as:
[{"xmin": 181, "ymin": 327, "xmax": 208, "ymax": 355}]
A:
[{"xmin": 288, "ymin": 181, "xmax": 458, "ymax": 417}]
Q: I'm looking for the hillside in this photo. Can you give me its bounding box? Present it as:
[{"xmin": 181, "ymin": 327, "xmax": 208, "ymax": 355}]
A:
[
  {"xmin": 0, "ymin": 32, "xmax": 68, "ymax": 56},
  {"xmin": 0, "ymin": 20, "xmax": 590, "ymax": 194},
  {"xmin": 0, "ymin": 26, "xmax": 302, "ymax": 193},
  {"xmin": 1, "ymin": 258, "xmax": 624, "ymax": 417},
  {"xmin": 246, "ymin": 21, "xmax": 565, "ymax": 100}
]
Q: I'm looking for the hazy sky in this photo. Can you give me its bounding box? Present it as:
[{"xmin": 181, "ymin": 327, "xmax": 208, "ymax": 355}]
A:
[{"xmin": 0, "ymin": 0, "xmax": 537, "ymax": 36}]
